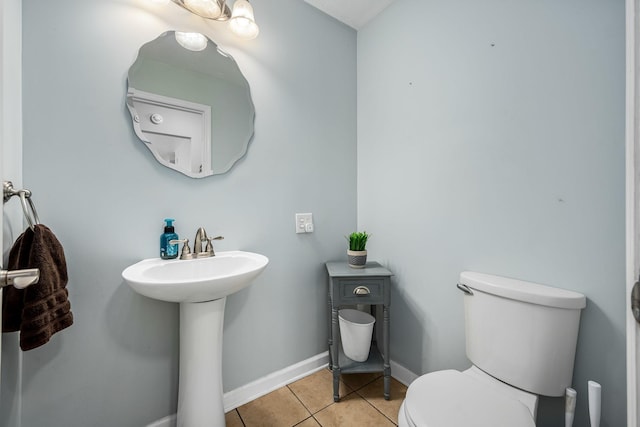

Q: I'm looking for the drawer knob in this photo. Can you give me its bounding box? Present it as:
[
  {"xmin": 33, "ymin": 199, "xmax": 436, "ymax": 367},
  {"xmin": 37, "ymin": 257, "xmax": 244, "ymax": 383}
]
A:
[{"xmin": 354, "ymin": 286, "xmax": 370, "ymax": 295}]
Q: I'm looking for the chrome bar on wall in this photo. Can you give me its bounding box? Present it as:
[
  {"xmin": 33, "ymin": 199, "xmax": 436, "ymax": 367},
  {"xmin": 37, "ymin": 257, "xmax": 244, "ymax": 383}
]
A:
[
  {"xmin": 0, "ymin": 267, "xmax": 39, "ymax": 289},
  {"xmin": 633, "ymin": 278, "xmax": 640, "ymax": 324},
  {"xmin": 2, "ymin": 181, "xmax": 40, "ymax": 230}
]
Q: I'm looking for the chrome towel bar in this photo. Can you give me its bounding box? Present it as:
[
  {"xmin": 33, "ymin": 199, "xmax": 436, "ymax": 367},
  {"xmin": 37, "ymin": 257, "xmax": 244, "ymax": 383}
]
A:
[
  {"xmin": 632, "ymin": 278, "xmax": 640, "ymax": 324},
  {"xmin": 3, "ymin": 181, "xmax": 40, "ymax": 230},
  {"xmin": 1, "ymin": 267, "xmax": 39, "ymax": 289}
]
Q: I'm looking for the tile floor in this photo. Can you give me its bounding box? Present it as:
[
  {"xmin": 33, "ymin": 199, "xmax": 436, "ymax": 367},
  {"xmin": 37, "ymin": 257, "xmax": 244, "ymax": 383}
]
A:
[{"xmin": 225, "ymin": 368, "xmax": 407, "ymax": 427}]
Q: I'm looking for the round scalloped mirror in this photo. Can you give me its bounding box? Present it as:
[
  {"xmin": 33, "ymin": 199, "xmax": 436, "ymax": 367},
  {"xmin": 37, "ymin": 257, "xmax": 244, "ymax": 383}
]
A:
[{"xmin": 126, "ymin": 31, "xmax": 255, "ymax": 178}]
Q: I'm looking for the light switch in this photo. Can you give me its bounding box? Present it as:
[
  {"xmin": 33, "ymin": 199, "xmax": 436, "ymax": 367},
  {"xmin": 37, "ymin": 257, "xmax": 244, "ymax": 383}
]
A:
[{"xmin": 295, "ymin": 213, "xmax": 314, "ymax": 234}]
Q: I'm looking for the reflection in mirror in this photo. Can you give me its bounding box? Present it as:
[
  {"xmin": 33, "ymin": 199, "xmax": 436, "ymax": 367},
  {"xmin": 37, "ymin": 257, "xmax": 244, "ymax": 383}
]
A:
[{"xmin": 126, "ymin": 31, "xmax": 255, "ymax": 178}]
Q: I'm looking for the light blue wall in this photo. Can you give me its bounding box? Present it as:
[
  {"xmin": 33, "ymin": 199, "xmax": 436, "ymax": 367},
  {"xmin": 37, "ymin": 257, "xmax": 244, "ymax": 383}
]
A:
[
  {"xmin": 357, "ymin": 0, "xmax": 625, "ymax": 426},
  {"xmin": 1, "ymin": 0, "xmax": 627, "ymax": 426},
  {"xmin": 1, "ymin": 0, "xmax": 356, "ymax": 426}
]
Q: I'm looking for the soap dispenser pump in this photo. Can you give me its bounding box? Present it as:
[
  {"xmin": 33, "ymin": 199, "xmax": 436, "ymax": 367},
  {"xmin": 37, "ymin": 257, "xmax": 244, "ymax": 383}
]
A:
[{"xmin": 160, "ymin": 218, "xmax": 179, "ymax": 259}]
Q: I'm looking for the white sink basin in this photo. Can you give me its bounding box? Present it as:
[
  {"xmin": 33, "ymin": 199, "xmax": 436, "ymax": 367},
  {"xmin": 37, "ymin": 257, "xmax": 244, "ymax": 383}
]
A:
[{"xmin": 122, "ymin": 250, "xmax": 269, "ymax": 303}]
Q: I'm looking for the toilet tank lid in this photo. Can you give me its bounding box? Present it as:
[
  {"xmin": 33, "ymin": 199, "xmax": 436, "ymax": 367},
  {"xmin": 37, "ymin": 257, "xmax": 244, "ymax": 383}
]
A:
[{"xmin": 460, "ymin": 271, "xmax": 586, "ymax": 309}]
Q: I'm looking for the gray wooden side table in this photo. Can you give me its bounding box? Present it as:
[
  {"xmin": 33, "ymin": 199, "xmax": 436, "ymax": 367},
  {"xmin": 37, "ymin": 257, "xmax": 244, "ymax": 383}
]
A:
[{"xmin": 325, "ymin": 261, "xmax": 393, "ymax": 402}]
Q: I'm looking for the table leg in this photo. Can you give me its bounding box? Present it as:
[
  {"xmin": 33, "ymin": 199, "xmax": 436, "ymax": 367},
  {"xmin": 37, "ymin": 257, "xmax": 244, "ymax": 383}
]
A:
[
  {"xmin": 333, "ymin": 368, "xmax": 341, "ymax": 402},
  {"xmin": 383, "ymin": 304, "xmax": 390, "ymax": 400},
  {"xmin": 331, "ymin": 306, "xmax": 340, "ymax": 402}
]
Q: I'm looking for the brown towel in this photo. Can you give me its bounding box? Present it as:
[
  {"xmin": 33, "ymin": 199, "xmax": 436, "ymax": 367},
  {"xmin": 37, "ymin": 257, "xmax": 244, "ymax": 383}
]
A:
[{"xmin": 2, "ymin": 224, "xmax": 73, "ymax": 351}]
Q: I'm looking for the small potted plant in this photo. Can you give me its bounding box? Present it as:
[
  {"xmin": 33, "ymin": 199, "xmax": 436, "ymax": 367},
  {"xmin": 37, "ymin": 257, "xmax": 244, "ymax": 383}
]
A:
[{"xmin": 346, "ymin": 231, "xmax": 370, "ymax": 268}]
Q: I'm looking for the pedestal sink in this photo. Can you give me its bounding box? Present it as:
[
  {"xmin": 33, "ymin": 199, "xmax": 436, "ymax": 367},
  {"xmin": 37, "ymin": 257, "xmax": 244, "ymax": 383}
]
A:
[{"xmin": 122, "ymin": 251, "xmax": 268, "ymax": 427}]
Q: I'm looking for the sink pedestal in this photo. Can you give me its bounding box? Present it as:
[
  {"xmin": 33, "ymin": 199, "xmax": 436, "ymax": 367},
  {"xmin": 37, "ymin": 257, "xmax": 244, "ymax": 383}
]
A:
[
  {"xmin": 122, "ymin": 251, "xmax": 269, "ymax": 426},
  {"xmin": 178, "ymin": 297, "xmax": 227, "ymax": 427}
]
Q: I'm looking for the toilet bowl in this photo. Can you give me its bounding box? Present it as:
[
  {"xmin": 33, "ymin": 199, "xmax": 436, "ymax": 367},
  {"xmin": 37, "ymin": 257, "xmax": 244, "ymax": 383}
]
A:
[
  {"xmin": 397, "ymin": 272, "xmax": 586, "ymax": 427},
  {"xmin": 398, "ymin": 367, "xmax": 536, "ymax": 427}
]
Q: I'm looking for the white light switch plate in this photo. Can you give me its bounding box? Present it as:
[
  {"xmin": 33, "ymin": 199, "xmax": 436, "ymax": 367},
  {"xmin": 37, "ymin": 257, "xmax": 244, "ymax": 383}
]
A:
[{"xmin": 295, "ymin": 213, "xmax": 313, "ymax": 233}]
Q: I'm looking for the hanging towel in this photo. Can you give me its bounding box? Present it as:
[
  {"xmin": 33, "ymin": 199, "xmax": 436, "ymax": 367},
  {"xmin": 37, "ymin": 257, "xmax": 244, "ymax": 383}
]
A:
[{"xmin": 2, "ymin": 224, "xmax": 73, "ymax": 351}]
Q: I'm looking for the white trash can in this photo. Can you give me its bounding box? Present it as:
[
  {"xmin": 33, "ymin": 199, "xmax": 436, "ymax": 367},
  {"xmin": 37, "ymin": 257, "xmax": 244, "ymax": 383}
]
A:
[{"xmin": 339, "ymin": 308, "xmax": 375, "ymax": 362}]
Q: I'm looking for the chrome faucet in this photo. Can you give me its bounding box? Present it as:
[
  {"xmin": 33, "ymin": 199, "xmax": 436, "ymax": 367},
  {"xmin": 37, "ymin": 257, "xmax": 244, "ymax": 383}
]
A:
[
  {"xmin": 194, "ymin": 227, "xmax": 224, "ymax": 257},
  {"xmin": 194, "ymin": 227, "xmax": 208, "ymax": 255}
]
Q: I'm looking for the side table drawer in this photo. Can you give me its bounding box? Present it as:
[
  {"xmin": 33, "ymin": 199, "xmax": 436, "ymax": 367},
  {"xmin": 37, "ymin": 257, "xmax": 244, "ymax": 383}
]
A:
[{"xmin": 337, "ymin": 279, "xmax": 385, "ymax": 304}]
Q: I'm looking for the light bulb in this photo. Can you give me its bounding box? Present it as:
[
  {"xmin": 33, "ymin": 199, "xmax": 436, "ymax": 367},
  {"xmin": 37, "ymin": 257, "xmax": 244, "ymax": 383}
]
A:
[
  {"xmin": 175, "ymin": 32, "xmax": 208, "ymax": 51},
  {"xmin": 229, "ymin": 0, "xmax": 259, "ymax": 39},
  {"xmin": 182, "ymin": 0, "xmax": 222, "ymax": 19}
]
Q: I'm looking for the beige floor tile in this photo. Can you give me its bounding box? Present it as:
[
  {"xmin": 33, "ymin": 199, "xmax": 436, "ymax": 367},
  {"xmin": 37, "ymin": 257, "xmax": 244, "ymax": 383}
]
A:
[
  {"xmin": 225, "ymin": 409, "xmax": 244, "ymax": 427},
  {"xmin": 238, "ymin": 387, "xmax": 311, "ymax": 427},
  {"xmin": 340, "ymin": 372, "xmax": 383, "ymax": 392},
  {"xmin": 295, "ymin": 417, "xmax": 321, "ymax": 426},
  {"xmin": 288, "ymin": 368, "xmax": 352, "ymax": 414},
  {"xmin": 313, "ymin": 392, "xmax": 395, "ymax": 427},
  {"xmin": 356, "ymin": 377, "xmax": 407, "ymax": 424}
]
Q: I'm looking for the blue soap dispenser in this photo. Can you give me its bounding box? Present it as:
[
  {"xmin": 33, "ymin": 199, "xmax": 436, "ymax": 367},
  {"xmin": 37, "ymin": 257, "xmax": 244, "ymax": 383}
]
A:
[{"xmin": 160, "ymin": 218, "xmax": 179, "ymax": 259}]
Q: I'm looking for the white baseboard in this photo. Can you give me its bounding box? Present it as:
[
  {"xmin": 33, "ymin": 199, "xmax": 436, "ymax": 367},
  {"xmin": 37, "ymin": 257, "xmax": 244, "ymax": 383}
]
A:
[
  {"xmin": 223, "ymin": 351, "xmax": 330, "ymax": 411},
  {"xmin": 146, "ymin": 414, "xmax": 175, "ymax": 427},
  {"xmin": 146, "ymin": 353, "xmax": 419, "ymax": 427},
  {"xmin": 389, "ymin": 359, "xmax": 419, "ymax": 386}
]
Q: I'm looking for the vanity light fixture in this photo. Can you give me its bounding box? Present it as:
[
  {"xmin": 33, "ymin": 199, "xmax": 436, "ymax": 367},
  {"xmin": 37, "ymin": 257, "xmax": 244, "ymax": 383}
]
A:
[
  {"xmin": 228, "ymin": 0, "xmax": 259, "ymax": 39},
  {"xmin": 180, "ymin": 0, "xmax": 223, "ymax": 19},
  {"xmin": 172, "ymin": 0, "xmax": 259, "ymax": 39}
]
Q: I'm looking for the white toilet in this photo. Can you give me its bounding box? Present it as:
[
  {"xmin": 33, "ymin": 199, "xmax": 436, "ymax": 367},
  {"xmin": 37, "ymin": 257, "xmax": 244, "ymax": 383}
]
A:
[{"xmin": 398, "ymin": 271, "xmax": 586, "ymax": 427}]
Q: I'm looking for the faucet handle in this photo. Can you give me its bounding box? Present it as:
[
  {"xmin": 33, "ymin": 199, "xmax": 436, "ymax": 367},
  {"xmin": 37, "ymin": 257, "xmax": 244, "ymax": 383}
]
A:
[
  {"xmin": 170, "ymin": 238, "xmax": 193, "ymax": 260},
  {"xmin": 204, "ymin": 236, "xmax": 224, "ymax": 256}
]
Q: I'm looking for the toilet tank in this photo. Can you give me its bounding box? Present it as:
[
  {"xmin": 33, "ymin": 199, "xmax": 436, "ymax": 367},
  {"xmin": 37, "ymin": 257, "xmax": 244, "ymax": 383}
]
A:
[{"xmin": 459, "ymin": 271, "xmax": 586, "ymax": 397}]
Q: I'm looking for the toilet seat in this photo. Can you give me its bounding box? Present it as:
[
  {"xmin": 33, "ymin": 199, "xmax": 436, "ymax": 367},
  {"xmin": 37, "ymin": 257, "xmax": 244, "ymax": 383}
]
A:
[{"xmin": 402, "ymin": 370, "xmax": 535, "ymax": 427}]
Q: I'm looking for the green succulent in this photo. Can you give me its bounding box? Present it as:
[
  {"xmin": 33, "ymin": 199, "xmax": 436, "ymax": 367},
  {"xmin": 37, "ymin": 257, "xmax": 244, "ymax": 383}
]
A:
[{"xmin": 346, "ymin": 231, "xmax": 371, "ymax": 251}]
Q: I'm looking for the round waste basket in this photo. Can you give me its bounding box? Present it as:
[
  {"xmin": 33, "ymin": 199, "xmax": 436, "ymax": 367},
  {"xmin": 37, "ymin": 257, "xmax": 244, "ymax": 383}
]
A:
[{"xmin": 338, "ymin": 308, "xmax": 375, "ymax": 362}]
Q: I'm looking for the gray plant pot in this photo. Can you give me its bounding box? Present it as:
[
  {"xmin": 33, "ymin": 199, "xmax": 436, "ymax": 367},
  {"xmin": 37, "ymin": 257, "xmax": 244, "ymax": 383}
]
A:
[{"xmin": 347, "ymin": 250, "xmax": 367, "ymax": 268}]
